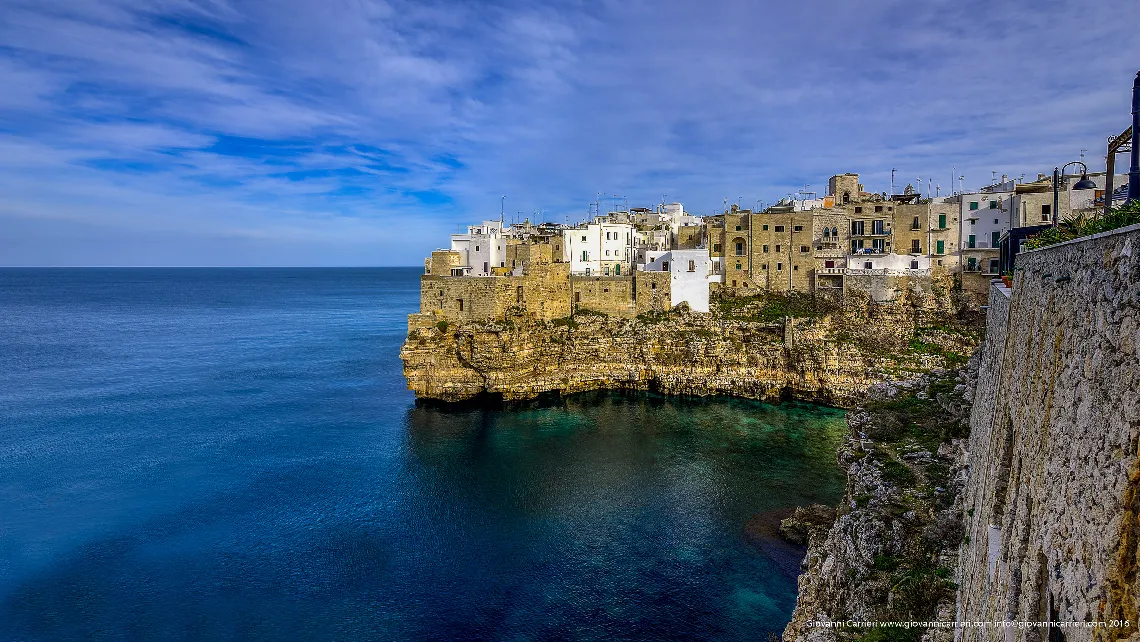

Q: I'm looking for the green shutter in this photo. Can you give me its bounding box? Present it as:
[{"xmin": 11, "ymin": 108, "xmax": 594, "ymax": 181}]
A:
[
  {"xmin": 970, "ymin": 202, "xmax": 978, "ymax": 210},
  {"xmin": 936, "ymin": 240, "xmax": 944, "ymax": 254},
  {"xmin": 938, "ymin": 214, "xmax": 946, "ymax": 228}
]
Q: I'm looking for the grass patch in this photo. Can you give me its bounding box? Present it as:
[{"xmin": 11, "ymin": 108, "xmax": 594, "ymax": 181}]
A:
[
  {"xmin": 551, "ymin": 316, "xmax": 579, "ymax": 330},
  {"xmin": 713, "ymin": 291, "xmax": 836, "ymax": 323}
]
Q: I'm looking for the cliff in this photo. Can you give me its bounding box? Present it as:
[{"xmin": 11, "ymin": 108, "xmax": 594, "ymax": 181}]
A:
[
  {"xmin": 782, "ymin": 365, "xmax": 977, "ymax": 642},
  {"xmin": 401, "ymin": 287, "xmax": 980, "ymax": 407},
  {"xmin": 783, "ymin": 224, "xmax": 1140, "ymax": 642}
]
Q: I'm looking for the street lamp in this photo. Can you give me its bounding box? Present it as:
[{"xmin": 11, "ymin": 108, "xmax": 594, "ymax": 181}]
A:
[
  {"xmin": 1053, "ymin": 162, "xmax": 1097, "ymax": 227},
  {"xmin": 1130, "ymin": 70, "xmax": 1140, "ymax": 203}
]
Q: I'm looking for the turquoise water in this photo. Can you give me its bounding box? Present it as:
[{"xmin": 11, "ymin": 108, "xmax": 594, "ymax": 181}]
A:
[{"xmin": 0, "ymin": 268, "xmax": 846, "ymax": 640}]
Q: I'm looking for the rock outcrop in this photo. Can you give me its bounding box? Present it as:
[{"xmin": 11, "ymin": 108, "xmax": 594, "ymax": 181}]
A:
[
  {"xmin": 783, "ymin": 364, "xmax": 978, "ymax": 642},
  {"xmin": 401, "ymin": 290, "xmax": 979, "ymax": 407}
]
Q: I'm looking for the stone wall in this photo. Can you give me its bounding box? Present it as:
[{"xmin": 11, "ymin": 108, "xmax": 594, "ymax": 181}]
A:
[
  {"xmin": 955, "ymin": 224, "xmax": 1140, "ymax": 641},
  {"xmin": 420, "ymin": 262, "xmax": 572, "ymax": 322}
]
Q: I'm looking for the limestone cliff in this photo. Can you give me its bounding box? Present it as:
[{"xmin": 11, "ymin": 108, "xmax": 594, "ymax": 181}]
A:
[
  {"xmin": 782, "ymin": 364, "xmax": 977, "ymax": 642},
  {"xmin": 783, "ymin": 224, "xmax": 1140, "ymax": 642},
  {"xmin": 401, "ymin": 289, "xmax": 979, "ymax": 407}
]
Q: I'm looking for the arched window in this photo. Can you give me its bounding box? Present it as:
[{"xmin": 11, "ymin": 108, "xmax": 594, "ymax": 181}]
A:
[{"xmin": 843, "ymin": 192, "xmax": 851, "ymax": 204}]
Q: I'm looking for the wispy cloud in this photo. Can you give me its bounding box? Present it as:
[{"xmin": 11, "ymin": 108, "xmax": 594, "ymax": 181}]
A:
[{"xmin": 1, "ymin": 0, "xmax": 1137, "ymax": 265}]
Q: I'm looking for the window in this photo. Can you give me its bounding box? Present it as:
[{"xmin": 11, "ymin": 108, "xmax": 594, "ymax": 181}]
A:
[
  {"xmin": 851, "ymin": 239, "xmax": 865, "ymax": 252},
  {"xmin": 991, "ymin": 231, "xmax": 1000, "ymax": 247},
  {"xmin": 736, "ymin": 263, "xmax": 741, "ymax": 270},
  {"xmin": 605, "ymin": 250, "xmax": 610, "ymax": 256},
  {"xmin": 775, "ymin": 245, "xmax": 781, "ymax": 252},
  {"xmin": 1042, "ymin": 204, "xmax": 1052, "ymax": 221},
  {"xmin": 800, "ymin": 245, "xmax": 808, "ymax": 253},
  {"xmin": 825, "ymin": 260, "xmax": 835, "ymax": 268},
  {"xmin": 967, "ymin": 257, "xmax": 977, "ymax": 271},
  {"xmin": 874, "ymin": 205, "xmax": 883, "ymax": 213},
  {"xmin": 989, "ymin": 200, "xmax": 998, "ymax": 209},
  {"xmin": 910, "ymin": 260, "xmax": 919, "ymax": 269},
  {"xmin": 872, "ymin": 238, "xmax": 885, "ymax": 252},
  {"xmin": 581, "ymin": 235, "xmax": 586, "ymax": 242},
  {"xmin": 911, "ymin": 239, "xmax": 921, "ymax": 253},
  {"xmin": 575, "ymin": 292, "xmax": 580, "ymax": 302},
  {"xmin": 854, "ymin": 206, "xmax": 863, "ymax": 213},
  {"xmin": 651, "ymin": 282, "xmax": 656, "ymax": 289},
  {"xmin": 688, "ymin": 260, "xmax": 696, "ymax": 272},
  {"xmin": 967, "ymin": 235, "xmax": 976, "ymax": 249},
  {"xmin": 851, "ymin": 220, "xmax": 865, "ymax": 235},
  {"xmin": 763, "ymin": 245, "xmax": 769, "ymax": 252},
  {"xmin": 936, "ymin": 240, "xmax": 945, "ymax": 254},
  {"xmin": 735, "ymin": 225, "xmax": 741, "ymax": 231},
  {"xmin": 661, "ymin": 261, "xmax": 669, "ymax": 271},
  {"xmin": 732, "ymin": 280, "xmax": 737, "ymax": 287},
  {"xmin": 793, "ymin": 265, "xmax": 799, "ymax": 271},
  {"xmin": 794, "ymin": 225, "xmax": 803, "ymax": 232},
  {"xmin": 938, "ymin": 214, "xmax": 946, "ymax": 228},
  {"xmin": 603, "ymin": 268, "xmax": 610, "ymax": 276},
  {"xmin": 457, "ymin": 299, "xmax": 464, "ymax": 312},
  {"xmin": 475, "ymin": 245, "xmax": 480, "ymax": 251},
  {"xmin": 776, "ymin": 262, "xmax": 783, "ymax": 271},
  {"xmin": 762, "ymin": 225, "xmax": 769, "ymax": 231},
  {"xmin": 912, "ymin": 217, "xmax": 920, "ymax": 230},
  {"xmin": 735, "ymin": 241, "xmax": 745, "ymax": 256},
  {"xmin": 969, "ymin": 201, "xmax": 979, "ymax": 210},
  {"xmin": 762, "ymin": 264, "xmax": 768, "ymax": 270},
  {"xmin": 483, "ymin": 261, "xmax": 488, "ymax": 273},
  {"xmin": 864, "ymin": 261, "xmax": 873, "ymax": 269},
  {"xmin": 713, "ymin": 243, "xmax": 721, "ymax": 252},
  {"xmin": 871, "ymin": 220, "xmax": 885, "ymax": 235},
  {"xmin": 775, "ymin": 225, "xmax": 785, "ymax": 233},
  {"xmin": 988, "ymin": 258, "xmax": 999, "ymax": 274}
]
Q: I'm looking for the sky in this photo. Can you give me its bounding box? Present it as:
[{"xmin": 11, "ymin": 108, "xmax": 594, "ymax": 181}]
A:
[{"xmin": 1, "ymin": 0, "xmax": 1138, "ymax": 266}]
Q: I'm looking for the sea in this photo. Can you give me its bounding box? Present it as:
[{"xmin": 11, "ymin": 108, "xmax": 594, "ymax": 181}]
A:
[{"xmin": 0, "ymin": 268, "xmax": 847, "ymax": 641}]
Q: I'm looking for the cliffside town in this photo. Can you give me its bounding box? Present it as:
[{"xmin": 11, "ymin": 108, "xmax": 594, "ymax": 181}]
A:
[{"xmin": 401, "ymin": 169, "xmax": 1114, "ymax": 404}]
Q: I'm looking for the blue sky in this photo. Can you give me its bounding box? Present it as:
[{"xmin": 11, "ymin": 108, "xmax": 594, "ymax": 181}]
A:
[{"xmin": 1, "ymin": 0, "xmax": 1137, "ymax": 266}]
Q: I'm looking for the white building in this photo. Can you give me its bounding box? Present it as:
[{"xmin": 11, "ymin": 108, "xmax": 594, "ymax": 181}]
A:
[
  {"xmin": 563, "ymin": 219, "xmax": 635, "ymax": 276},
  {"xmin": 642, "ymin": 249, "xmax": 711, "ymax": 313},
  {"xmin": 450, "ymin": 220, "xmax": 509, "ymax": 276},
  {"xmin": 959, "ymin": 189, "xmax": 1013, "ymax": 253}
]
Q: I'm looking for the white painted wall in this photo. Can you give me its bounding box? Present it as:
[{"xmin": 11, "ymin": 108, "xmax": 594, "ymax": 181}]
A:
[
  {"xmin": 642, "ymin": 249, "xmax": 710, "ymax": 313},
  {"xmin": 450, "ymin": 220, "xmax": 508, "ymax": 276},
  {"xmin": 960, "ymin": 192, "xmax": 1012, "ymax": 250},
  {"xmin": 563, "ymin": 222, "xmax": 634, "ymax": 275}
]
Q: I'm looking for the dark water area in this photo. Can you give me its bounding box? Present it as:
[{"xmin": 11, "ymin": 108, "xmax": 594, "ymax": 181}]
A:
[{"xmin": 0, "ymin": 268, "xmax": 847, "ymax": 640}]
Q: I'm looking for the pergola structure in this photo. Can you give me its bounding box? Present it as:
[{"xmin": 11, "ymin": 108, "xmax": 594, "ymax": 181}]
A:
[{"xmin": 1105, "ymin": 126, "xmax": 1133, "ymax": 216}]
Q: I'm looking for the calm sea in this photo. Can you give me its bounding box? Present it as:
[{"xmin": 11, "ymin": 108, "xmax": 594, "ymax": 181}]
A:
[{"xmin": 0, "ymin": 268, "xmax": 846, "ymax": 641}]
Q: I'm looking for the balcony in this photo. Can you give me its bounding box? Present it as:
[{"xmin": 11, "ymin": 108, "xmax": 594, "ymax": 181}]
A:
[
  {"xmin": 850, "ymin": 231, "xmax": 891, "ymax": 238},
  {"xmin": 816, "ymin": 267, "xmax": 846, "ymax": 275}
]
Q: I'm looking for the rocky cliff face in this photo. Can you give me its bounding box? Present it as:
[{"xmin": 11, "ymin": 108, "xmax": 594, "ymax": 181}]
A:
[
  {"xmin": 783, "ymin": 225, "xmax": 1140, "ymax": 642},
  {"xmin": 401, "ymin": 290, "xmax": 979, "ymax": 407},
  {"xmin": 783, "ymin": 364, "xmax": 978, "ymax": 642}
]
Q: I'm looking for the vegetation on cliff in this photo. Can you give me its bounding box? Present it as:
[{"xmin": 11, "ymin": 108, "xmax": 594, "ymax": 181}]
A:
[{"xmin": 783, "ymin": 362, "xmax": 977, "ymax": 642}]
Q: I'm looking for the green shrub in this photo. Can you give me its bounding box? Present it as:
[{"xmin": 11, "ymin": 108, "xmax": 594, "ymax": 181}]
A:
[
  {"xmin": 1025, "ymin": 200, "xmax": 1140, "ymax": 250},
  {"xmin": 435, "ymin": 320, "xmax": 449, "ymax": 333}
]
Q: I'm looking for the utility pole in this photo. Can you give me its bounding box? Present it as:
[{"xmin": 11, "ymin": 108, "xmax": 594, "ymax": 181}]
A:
[
  {"xmin": 891, "ymin": 168, "xmax": 896, "ymax": 196},
  {"xmin": 1130, "ymin": 70, "xmax": 1140, "ymax": 204}
]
